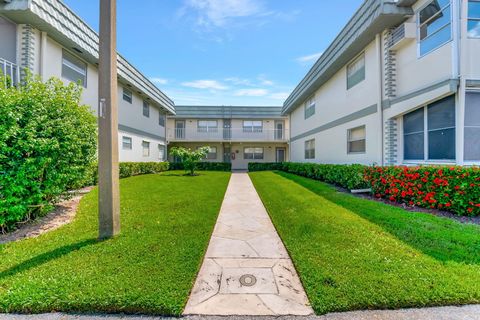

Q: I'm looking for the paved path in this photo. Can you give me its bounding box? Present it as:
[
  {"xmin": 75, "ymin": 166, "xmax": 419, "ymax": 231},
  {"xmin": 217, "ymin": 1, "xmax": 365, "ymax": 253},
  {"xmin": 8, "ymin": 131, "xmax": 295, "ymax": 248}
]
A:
[{"xmin": 183, "ymin": 173, "xmax": 313, "ymax": 316}]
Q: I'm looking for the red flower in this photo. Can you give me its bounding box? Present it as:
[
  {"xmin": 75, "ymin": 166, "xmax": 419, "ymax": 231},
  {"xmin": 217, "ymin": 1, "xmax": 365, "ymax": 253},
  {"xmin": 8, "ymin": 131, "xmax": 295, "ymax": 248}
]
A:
[{"xmin": 445, "ymin": 202, "xmax": 452, "ymax": 207}]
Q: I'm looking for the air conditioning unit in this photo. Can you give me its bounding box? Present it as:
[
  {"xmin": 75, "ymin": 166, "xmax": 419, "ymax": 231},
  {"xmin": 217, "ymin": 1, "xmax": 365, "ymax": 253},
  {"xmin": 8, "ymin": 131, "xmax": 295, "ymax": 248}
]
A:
[{"xmin": 388, "ymin": 23, "xmax": 416, "ymax": 50}]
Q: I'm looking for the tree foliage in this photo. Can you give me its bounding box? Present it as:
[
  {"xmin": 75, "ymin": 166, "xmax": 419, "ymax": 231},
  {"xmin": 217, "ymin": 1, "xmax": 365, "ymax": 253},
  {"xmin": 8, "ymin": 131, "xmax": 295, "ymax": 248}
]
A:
[
  {"xmin": 169, "ymin": 146, "xmax": 209, "ymax": 176},
  {"xmin": 0, "ymin": 75, "xmax": 97, "ymax": 231}
]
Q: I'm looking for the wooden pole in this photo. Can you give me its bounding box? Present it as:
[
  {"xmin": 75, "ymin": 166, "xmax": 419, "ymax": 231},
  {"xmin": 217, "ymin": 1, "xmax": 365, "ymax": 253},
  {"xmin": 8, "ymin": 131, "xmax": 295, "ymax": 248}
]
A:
[{"xmin": 98, "ymin": 0, "xmax": 120, "ymax": 239}]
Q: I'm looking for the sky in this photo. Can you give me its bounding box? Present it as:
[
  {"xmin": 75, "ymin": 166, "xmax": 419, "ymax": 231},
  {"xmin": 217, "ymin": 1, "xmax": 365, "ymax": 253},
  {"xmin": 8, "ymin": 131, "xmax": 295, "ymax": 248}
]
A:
[{"xmin": 63, "ymin": 0, "xmax": 363, "ymax": 106}]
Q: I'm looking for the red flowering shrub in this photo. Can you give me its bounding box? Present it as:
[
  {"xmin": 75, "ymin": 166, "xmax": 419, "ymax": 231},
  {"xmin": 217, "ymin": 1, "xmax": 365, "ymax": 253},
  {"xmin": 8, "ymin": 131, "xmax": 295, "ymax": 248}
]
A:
[{"xmin": 365, "ymin": 166, "xmax": 480, "ymax": 216}]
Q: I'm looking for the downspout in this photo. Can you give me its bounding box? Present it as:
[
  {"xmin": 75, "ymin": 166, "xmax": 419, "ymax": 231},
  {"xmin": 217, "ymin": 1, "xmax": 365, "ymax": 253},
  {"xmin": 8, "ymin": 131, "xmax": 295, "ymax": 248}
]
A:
[
  {"xmin": 376, "ymin": 33, "xmax": 385, "ymax": 166},
  {"xmin": 39, "ymin": 31, "xmax": 47, "ymax": 80},
  {"xmin": 452, "ymin": 0, "xmax": 464, "ymax": 165}
]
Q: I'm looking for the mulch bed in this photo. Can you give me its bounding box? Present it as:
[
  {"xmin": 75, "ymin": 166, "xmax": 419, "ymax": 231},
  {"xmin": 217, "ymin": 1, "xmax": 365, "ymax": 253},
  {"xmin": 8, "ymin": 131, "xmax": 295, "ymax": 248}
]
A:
[{"xmin": 0, "ymin": 187, "xmax": 93, "ymax": 245}]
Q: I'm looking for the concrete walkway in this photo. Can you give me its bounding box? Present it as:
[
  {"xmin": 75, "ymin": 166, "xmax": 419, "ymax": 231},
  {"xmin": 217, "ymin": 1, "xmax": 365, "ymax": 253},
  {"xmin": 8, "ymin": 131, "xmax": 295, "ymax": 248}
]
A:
[{"xmin": 183, "ymin": 173, "xmax": 313, "ymax": 316}]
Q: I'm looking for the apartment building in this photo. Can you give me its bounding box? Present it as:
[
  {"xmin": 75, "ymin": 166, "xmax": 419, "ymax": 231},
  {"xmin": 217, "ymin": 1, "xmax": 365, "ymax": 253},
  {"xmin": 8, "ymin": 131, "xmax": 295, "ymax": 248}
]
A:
[
  {"xmin": 0, "ymin": 0, "xmax": 175, "ymax": 162},
  {"xmin": 284, "ymin": 0, "xmax": 480, "ymax": 166},
  {"xmin": 167, "ymin": 106, "xmax": 289, "ymax": 170}
]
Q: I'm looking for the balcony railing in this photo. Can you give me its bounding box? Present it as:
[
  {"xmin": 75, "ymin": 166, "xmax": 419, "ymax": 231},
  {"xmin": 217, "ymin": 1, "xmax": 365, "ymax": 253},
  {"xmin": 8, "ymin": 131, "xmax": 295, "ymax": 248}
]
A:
[
  {"xmin": 168, "ymin": 128, "xmax": 289, "ymax": 142},
  {"xmin": 0, "ymin": 58, "xmax": 20, "ymax": 87}
]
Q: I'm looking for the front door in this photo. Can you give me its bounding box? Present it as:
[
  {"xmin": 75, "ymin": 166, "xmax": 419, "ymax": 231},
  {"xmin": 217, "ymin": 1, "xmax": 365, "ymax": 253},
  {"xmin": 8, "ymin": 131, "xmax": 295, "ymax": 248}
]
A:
[
  {"xmin": 175, "ymin": 120, "xmax": 185, "ymax": 139},
  {"xmin": 275, "ymin": 121, "xmax": 284, "ymax": 140},
  {"xmin": 276, "ymin": 148, "xmax": 286, "ymax": 162},
  {"xmin": 223, "ymin": 145, "xmax": 231, "ymax": 163}
]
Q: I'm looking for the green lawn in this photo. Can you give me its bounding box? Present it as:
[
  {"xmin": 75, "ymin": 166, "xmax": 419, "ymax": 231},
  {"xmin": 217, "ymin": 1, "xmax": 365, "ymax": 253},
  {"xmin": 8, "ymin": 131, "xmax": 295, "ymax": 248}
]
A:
[
  {"xmin": 0, "ymin": 171, "xmax": 230, "ymax": 315},
  {"xmin": 250, "ymin": 171, "xmax": 480, "ymax": 315}
]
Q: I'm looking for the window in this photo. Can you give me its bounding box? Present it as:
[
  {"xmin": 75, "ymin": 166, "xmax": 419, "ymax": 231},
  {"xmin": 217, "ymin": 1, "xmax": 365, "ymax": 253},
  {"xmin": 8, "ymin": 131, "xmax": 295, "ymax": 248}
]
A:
[
  {"xmin": 468, "ymin": 0, "xmax": 480, "ymax": 38},
  {"xmin": 347, "ymin": 53, "xmax": 365, "ymax": 89},
  {"xmin": 122, "ymin": 87, "xmax": 132, "ymax": 103},
  {"xmin": 122, "ymin": 136, "xmax": 132, "ymax": 150},
  {"xmin": 243, "ymin": 120, "xmax": 263, "ymax": 132},
  {"xmin": 158, "ymin": 144, "xmax": 165, "ymax": 160},
  {"xmin": 304, "ymin": 96, "xmax": 316, "ymax": 119},
  {"xmin": 159, "ymin": 114, "xmax": 165, "ymax": 127},
  {"xmin": 142, "ymin": 141, "xmax": 150, "ymax": 157},
  {"xmin": 464, "ymin": 92, "xmax": 480, "ymax": 161},
  {"xmin": 198, "ymin": 120, "xmax": 218, "ymax": 132},
  {"xmin": 305, "ymin": 139, "xmax": 315, "ymax": 159},
  {"xmin": 204, "ymin": 146, "xmax": 217, "ymax": 160},
  {"xmin": 244, "ymin": 147, "xmax": 264, "ymax": 160},
  {"xmin": 418, "ymin": 0, "xmax": 452, "ymax": 56},
  {"xmin": 62, "ymin": 50, "xmax": 87, "ymax": 87},
  {"xmin": 347, "ymin": 126, "xmax": 366, "ymax": 153},
  {"xmin": 403, "ymin": 95, "xmax": 455, "ymax": 161},
  {"xmin": 143, "ymin": 101, "xmax": 150, "ymax": 117}
]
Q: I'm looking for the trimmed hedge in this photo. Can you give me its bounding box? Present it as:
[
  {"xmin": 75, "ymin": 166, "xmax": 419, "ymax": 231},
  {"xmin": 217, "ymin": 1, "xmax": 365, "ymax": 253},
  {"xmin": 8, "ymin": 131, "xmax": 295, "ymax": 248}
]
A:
[
  {"xmin": 365, "ymin": 166, "xmax": 480, "ymax": 216},
  {"xmin": 85, "ymin": 162, "xmax": 169, "ymax": 186},
  {"xmin": 248, "ymin": 162, "xmax": 369, "ymax": 190},
  {"xmin": 169, "ymin": 162, "xmax": 231, "ymax": 172}
]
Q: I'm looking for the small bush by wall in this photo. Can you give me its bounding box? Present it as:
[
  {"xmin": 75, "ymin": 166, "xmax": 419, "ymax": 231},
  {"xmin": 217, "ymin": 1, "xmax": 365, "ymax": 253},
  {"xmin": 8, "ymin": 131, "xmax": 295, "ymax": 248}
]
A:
[
  {"xmin": 169, "ymin": 162, "xmax": 232, "ymax": 172},
  {"xmin": 248, "ymin": 162, "xmax": 369, "ymax": 190},
  {"xmin": 365, "ymin": 166, "xmax": 480, "ymax": 216},
  {"xmin": 86, "ymin": 161, "xmax": 170, "ymax": 186}
]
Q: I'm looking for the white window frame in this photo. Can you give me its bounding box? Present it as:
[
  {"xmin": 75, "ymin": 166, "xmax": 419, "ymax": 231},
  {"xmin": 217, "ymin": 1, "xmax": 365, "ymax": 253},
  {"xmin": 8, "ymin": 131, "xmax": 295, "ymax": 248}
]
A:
[
  {"xmin": 468, "ymin": 0, "xmax": 480, "ymax": 38},
  {"xmin": 243, "ymin": 120, "xmax": 263, "ymax": 133},
  {"xmin": 61, "ymin": 50, "xmax": 87, "ymax": 87},
  {"xmin": 159, "ymin": 113, "xmax": 165, "ymax": 127},
  {"xmin": 346, "ymin": 53, "xmax": 365, "ymax": 89},
  {"xmin": 304, "ymin": 96, "xmax": 316, "ymax": 119},
  {"xmin": 205, "ymin": 146, "xmax": 217, "ymax": 160},
  {"xmin": 143, "ymin": 101, "xmax": 150, "ymax": 117},
  {"xmin": 305, "ymin": 139, "xmax": 315, "ymax": 159},
  {"xmin": 244, "ymin": 147, "xmax": 264, "ymax": 160},
  {"xmin": 198, "ymin": 120, "xmax": 218, "ymax": 133},
  {"xmin": 417, "ymin": 0, "xmax": 452, "ymax": 57},
  {"xmin": 122, "ymin": 136, "xmax": 132, "ymax": 150},
  {"xmin": 122, "ymin": 87, "xmax": 132, "ymax": 104},
  {"xmin": 142, "ymin": 140, "xmax": 150, "ymax": 157},
  {"xmin": 158, "ymin": 144, "xmax": 165, "ymax": 160},
  {"xmin": 347, "ymin": 125, "xmax": 366, "ymax": 154}
]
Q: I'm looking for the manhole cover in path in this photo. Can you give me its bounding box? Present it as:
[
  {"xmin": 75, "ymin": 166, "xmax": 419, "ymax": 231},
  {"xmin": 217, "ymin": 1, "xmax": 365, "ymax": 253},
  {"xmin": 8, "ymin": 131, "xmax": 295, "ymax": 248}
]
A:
[{"xmin": 239, "ymin": 274, "xmax": 257, "ymax": 287}]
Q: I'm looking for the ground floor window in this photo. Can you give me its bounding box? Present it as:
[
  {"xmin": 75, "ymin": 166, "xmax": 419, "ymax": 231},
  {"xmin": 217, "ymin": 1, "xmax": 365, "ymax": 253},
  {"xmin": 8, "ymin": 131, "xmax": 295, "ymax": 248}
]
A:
[
  {"xmin": 347, "ymin": 125, "xmax": 366, "ymax": 153},
  {"xmin": 158, "ymin": 144, "xmax": 165, "ymax": 160},
  {"xmin": 142, "ymin": 140, "xmax": 150, "ymax": 157},
  {"xmin": 305, "ymin": 139, "xmax": 315, "ymax": 159},
  {"xmin": 465, "ymin": 92, "xmax": 480, "ymax": 161},
  {"xmin": 244, "ymin": 147, "xmax": 264, "ymax": 160},
  {"xmin": 122, "ymin": 136, "xmax": 132, "ymax": 150},
  {"xmin": 403, "ymin": 95, "xmax": 455, "ymax": 161},
  {"xmin": 206, "ymin": 146, "xmax": 217, "ymax": 160}
]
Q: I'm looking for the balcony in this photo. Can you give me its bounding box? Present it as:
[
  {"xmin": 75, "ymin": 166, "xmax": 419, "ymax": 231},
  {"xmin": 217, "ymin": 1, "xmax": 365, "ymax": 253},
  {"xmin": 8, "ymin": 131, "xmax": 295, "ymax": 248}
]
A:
[
  {"xmin": 0, "ymin": 57, "xmax": 20, "ymax": 87},
  {"xmin": 168, "ymin": 128, "xmax": 289, "ymax": 143}
]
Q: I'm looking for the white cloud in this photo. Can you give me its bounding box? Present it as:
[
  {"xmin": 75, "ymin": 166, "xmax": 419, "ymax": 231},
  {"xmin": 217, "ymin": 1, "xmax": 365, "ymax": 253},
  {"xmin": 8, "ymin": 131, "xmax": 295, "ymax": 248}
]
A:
[
  {"xmin": 183, "ymin": 0, "xmax": 263, "ymax": 27},
  {"xmin": 224, "ymin": 77, "xmax": 253, "ymax": 86},
  {"xmin": 181, "ymin": 79, "xmax": 228, "ymax": 90},
  {"xmin": 234, "ymin": 88, "xmax": 269, "ymax": 96},
  {"xmin": 269, "ymin": 92, "xmax": 290, "ymax": 100},
  {"xmin": 150, "ymin": 77, "xmax": 168, "ymax": 85},
  {"xmin": 296, "ymin": 52, "xmax": 323, "ymax": 64}
]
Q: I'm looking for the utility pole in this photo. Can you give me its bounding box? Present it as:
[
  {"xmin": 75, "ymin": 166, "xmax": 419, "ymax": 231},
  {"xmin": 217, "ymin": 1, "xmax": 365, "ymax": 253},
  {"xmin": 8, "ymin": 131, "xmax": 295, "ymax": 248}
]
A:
[{"xmin": 98, "ymin": 0, "xmax": 120, "ymax": 239}]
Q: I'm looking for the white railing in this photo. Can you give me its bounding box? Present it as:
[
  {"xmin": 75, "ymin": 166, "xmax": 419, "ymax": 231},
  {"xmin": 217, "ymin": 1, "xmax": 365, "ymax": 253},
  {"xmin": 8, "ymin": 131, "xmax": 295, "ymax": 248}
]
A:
[
  {"xmin": 168, "ymin": 128, "xmax": 289, "ymax": 142},
  {"xmin": 0, "ymin": 58, "xmax": 20, "ymax": 87}
]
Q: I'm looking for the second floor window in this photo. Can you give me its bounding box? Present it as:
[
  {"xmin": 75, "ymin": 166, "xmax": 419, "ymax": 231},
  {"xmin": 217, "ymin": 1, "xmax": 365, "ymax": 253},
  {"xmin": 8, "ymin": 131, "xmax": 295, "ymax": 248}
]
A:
[
  {"xmin": 62, "ymin": 50, "xmax": 87, "ymax": 87},
  {"xmin": 468, "ymin": 0, "xmax": 480, "ymax": 38},
  {"xmin": 243, "ymin": 120, "xmax": 263, "ymax": 132},
  {"xmin": 347, "ymin": 53, "xmax": 365, "ymax": 89},
  {"xmin": 143, "ymin": 101, "xmax": 150, "ymax": 117},
  {"xmin": 304, "ymin": 96, "xmax": 316, "ymax": 119},
  {"xmin": 198, "ymin": 120, "xmax": 218, "ymax": 132},
  {"xmin": 122, "ymin": 88, "xmax": 132, "ymax": 103},
  {"xmin": 159, "ymin": 114, "xmax": 165, "ymax": 127},
  {"xmin": 419, "ymin": 0, "xmax": 452, "ymax": 56}
]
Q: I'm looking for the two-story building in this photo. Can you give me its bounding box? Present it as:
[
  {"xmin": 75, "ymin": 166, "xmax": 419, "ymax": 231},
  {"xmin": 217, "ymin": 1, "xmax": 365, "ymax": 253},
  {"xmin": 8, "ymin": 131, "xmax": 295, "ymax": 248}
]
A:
[
  {"xmin": 167, "ymin": 106, "xmax": 289, "ymax": 170},
  {"xmin": 283, "ymin": 0, "xmax": 480, "ymax": 166},
  {"xmin": 0, "ymin": 0, "xmax": 175, "ymax": 162}
]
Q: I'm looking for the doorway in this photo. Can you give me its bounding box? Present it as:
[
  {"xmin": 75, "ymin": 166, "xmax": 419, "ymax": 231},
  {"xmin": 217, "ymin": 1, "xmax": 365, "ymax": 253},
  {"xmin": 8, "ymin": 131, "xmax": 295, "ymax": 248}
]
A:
[
  {"xmin": 276, "ymin": 147, "xmax": 286, "ymax": 163},
  {"xmin": 175, "ymin": 120, "xmax": 185, "ymax": 139},
  {"xmin": 274, "ymin": 121, "xmax": 284, "ymax": 140}
]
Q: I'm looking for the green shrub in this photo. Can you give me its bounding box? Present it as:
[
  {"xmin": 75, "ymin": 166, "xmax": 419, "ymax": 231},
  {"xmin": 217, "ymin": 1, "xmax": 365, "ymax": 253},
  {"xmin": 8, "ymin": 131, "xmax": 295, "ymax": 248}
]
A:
[
  {"xmin": 248, "ymin": 162, "xmax": 369, "ymax": 190},
  {"xmin": 169, "ymin": 162, "xmax": 231, "ymax": 172},
  {"xmin": 85, "ymin": 161, "xmax": 169, "ymax": 186},
  {"xmin": 365, "ymin": 166, "xmax": 480, "ymax": 216},
  {"xmin": 0, "ymin": 75, "xmax": 97, "ymax": 231}
]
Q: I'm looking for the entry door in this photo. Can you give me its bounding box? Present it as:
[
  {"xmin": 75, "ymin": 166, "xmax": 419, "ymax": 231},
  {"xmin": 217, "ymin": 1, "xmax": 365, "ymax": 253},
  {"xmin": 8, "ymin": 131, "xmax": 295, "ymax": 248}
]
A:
[
  {"xmin": 275, "ymin": 121, "xmax": 284, "ymax": 140},
  {"xmin": 276, "ymin": 148, "xmax": 286, "ymax": 163},
  {"xmin": 223, "ymin": 145, "xmax": 231, "ymax": 163},
  {"xmin": 175, "ymin": 120, "xmax": 185, "ymax": 139},
  {"xmin": 223, "ymin": 119, "xmax": 231, "ymax": 140}
]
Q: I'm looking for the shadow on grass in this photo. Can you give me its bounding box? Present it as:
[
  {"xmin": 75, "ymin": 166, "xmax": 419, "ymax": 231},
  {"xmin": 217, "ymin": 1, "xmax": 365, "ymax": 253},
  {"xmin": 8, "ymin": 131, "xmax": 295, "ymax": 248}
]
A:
[
  {"xmin": 0, "ymin": 239, "xmax": 98, "ymax": 280},
  {"xmin": 275, "ymin": 171, "xmax": 480, "ymax": 265}
]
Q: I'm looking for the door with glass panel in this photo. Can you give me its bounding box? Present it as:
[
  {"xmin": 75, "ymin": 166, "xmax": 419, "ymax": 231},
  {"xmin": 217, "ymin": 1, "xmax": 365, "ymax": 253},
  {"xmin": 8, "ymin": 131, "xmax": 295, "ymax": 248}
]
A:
[
  {"xmin": 223, "ymin": 119, "xmax": 231, "ymax": 140},
  {"xmin": 175, "ymin": 120, "xmax": 185, "ymax": 139},
  {"xmin": 275, "ymin": 121, "xmax": 284, "ymax": 140},
  {"xmin": 276, "ymin": 147, "xmax": 286, "ymax": 162}
]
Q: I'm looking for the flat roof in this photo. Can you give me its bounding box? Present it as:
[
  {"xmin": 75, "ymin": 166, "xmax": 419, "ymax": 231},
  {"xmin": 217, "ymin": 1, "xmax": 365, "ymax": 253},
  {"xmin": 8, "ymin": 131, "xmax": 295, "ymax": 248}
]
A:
[{"xmin": 171, "ymin": 105, "xmax": 285, "ymax": 119}]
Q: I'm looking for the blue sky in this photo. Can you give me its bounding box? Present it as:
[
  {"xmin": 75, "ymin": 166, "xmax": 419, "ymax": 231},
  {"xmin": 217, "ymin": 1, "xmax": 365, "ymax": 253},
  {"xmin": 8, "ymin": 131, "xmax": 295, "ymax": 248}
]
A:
[{"xmin": 64, "ymin": 0, "xmax": 362, "ymax": 106}]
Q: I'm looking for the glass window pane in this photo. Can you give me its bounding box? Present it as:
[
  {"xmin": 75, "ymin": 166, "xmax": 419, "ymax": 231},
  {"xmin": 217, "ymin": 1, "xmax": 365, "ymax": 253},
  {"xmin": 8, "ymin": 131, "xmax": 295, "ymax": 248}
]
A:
[
  {"xmin": 404, "ymin": 132, "xmax": 424, "ymax": 160},
  {"xmin": 347, "ymin": 55, "xmax": 365, "ymax": 89},
  {"xmin": 465, "ymin": 127, "xmax": 480, "ymax": 161},
  {"xmin": 469, "ymin": 1, "xmax": 480, "ymax": 18},
  {"xmin": 468, "ymin": 20, "xmax": 480, "ymax": 37},
  {"xmin": 420, "ymin": 24, "xmax": 451, "ymax": 55},
  {"xmin": 349, "ymin": 126, "xmax": 366, "ymax": 141},
  {"xmin": 404, "ymin": 108, "xmax": 424, "ymax": 134},
  {"xmin": 349, "ymin": 140, "xmax": 366, "ymax": 153},
  {"xmin": 420, "ymin": 5, "xmax": 451, "ymax": 39},
  {"xmin": 428, "ymin": 128, "xmax": 455, "ymax": 160},
  {"xmin": 428, "ymin": 95, "xmax": 455, "ymax": 130},
  {"xmin": 465, "ymin": 92, "xmax": 480, "ymax": 126}
]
